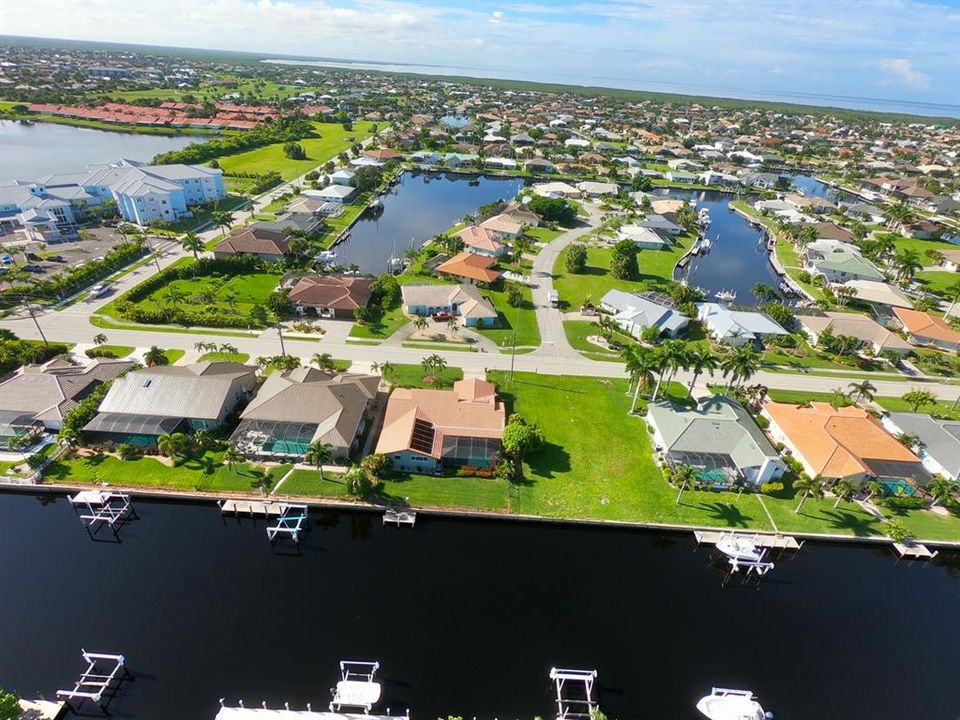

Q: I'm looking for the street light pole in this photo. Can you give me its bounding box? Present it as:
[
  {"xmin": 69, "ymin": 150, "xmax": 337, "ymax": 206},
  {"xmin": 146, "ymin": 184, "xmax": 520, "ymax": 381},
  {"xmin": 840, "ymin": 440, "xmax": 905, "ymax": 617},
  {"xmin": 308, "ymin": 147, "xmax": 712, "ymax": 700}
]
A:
[
  {"xmin": 508, "ymin": 329, "xmax": 517, "ymax": 389},
  {"xmin": 27, "ymin": 302, "xmax": 49, "ymax": 347},
  {"xmin": 277, "ymin": 321, "xmax": 287, "ymax": 356}
]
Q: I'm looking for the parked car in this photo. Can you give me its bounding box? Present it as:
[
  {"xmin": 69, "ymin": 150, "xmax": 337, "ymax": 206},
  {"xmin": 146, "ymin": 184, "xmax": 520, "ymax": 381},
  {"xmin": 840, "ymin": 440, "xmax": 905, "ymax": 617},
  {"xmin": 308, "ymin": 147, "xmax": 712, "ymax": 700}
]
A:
[
  {"xmin": 431, "ymin": 311, "xmax": 453, "ymax": 322},
  {"xmin": 46, "ymin": 255, "xmax": 66, "ymax": 263},
  {"xmin": 0, "ymin": 255, "xmax": 12, "ymax": 265},
  {"xmin": 22, "ymin": 264, "xmax": 45, "ymax": 273},
  {"xmin": 89, "ymin": 284, "xmax": 111, "ymax": 298}
]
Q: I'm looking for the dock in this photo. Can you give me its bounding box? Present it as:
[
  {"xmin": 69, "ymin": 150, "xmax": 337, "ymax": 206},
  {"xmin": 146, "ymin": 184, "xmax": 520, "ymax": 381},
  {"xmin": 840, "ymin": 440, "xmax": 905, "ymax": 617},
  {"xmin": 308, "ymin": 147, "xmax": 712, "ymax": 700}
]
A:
[
  {"xmin": 383, "ymin": 509, "xmax": 416, "ymax": 527},
  {"xmin": 893, "ymin": 542, "xmax": 938, "ymax": 560},
  {"xmin": 266, "ymin": 504, "xmax": 310, "ymax": 544},
  {"xmin": 18, "ymin": 699, "xmax": 67, "ymax": 720},
  {"xmin": 56, "ymin": 650, "xmax": 129, "ymax": 713},
  {"xmin": 69, "ymin": 491, "xmax": 137, "ymax": 538},
  {"xmin": 694, "ymin": 530, "xmax": 803, "ymax": 551},
  {"xmin": 220, "ymin": 499, "xmax": 287, "ymax": 517}
]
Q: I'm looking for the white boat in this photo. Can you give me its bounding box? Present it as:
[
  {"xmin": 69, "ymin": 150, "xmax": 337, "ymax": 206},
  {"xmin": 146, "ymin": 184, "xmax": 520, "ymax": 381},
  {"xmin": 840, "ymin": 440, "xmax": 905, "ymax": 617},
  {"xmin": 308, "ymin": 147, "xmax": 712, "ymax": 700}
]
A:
[
  {"xmin": 698, "ymin": 208, "xmax": 711, "ymax": 226},
  {"xmin": 330, "ymin": 661, "xmax": 382, "ymax": 713},
  {"xmin": 715, "ymin": 533, "xmax": 763, "ymax": 563},
  {"xmin": 714, "ymin": 289, "xmax": 736, "ymax": 303},
  {"xmin": 697, "ymin": 688, "xmax": 772, "ymax": 720},
  {"xmin": 314, "ymin": 250, "xmax": 337, "ymax": 261}
]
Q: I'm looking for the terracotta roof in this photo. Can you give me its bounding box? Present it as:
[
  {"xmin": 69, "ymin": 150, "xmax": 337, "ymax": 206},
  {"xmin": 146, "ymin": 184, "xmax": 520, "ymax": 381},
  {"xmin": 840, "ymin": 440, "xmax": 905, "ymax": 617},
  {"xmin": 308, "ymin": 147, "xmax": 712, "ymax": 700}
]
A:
[
  {"xmin": 894, "ymin": 307, "xmax": 960, "ymax": 347},
  {"xmin": 436, "ymin": 252, "xmax": 502, "ymax": 283},
  {"xmin": 214, "ymin": 227, "xmax": 290, "ymax": 257},
  {"xmin": 455, "ymin": 225, "xmax": 505, "ymax": 254},
  {"xmin": 364, "ymin": 148, "xmax": 403, "ymax": 160},
  {"xmin": 375, "ymin": 379, "xmax": 505, "ymax": 459},
  {"xmin": 287, "ymin": 275, "xmax": 372, "ymax": 311},
  {"xmin": 765, "ymin": 402, "xmax": 919, "ymax": 480}
]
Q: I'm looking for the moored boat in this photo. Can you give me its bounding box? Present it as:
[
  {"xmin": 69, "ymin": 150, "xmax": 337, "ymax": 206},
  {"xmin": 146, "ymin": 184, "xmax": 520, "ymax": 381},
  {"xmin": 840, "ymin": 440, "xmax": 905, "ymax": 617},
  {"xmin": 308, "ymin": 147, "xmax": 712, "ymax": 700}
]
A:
[{"xmin": 697, "ymin": 687, "xmax": 772, "ymax": 720}]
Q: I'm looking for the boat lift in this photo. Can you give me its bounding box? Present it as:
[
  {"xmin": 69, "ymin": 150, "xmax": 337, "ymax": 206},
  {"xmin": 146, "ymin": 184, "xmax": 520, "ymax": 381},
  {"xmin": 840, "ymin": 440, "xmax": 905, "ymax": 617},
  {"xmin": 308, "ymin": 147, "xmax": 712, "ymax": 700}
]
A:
[
  {"xmin": 56, "ymin": 650, "xmax": 129, "ymax": 713},
  {"xmin": 69, "ymin": 490, "xmax": 137, "ymax": 538},
  {"xmin": 266, "ymin": 504, "xmax": 310, "ymax": 544},
  {"xmin": 549, "ymin": 668, "xmax": 598, "ymax": 720},
  {"xmin": 330, "ymin": 661, "xmax": 382, "ymax": 713},
  {"xmin": 383, "ymin": 509, "xmax": 416, "ymax": 527}
]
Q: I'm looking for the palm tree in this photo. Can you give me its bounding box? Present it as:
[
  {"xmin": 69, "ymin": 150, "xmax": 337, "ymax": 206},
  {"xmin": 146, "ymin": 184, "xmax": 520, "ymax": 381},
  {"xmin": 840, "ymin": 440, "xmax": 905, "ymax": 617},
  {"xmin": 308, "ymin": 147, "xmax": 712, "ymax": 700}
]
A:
[
  {"xmin": 143, "ymin": 346, "xmax": 167, "ymax": 367},
  {"xmin": 223, "ymin": 446, "xmax": 243, "ymax": 470},
  {"xmin": 848, "ymin": 380, "xmax": 876, "ymax": 404},
  {"xmin": 829, "ymin": 387, "xmax": 850, "ymax": 409},
  {"xmin": 650, "ymin": 339, "xmax": 687, "ymax": 401},
  {"xmin": 720, "ymin": 345, "xmax": 761, "ymax": 390},
  {"xmin": 157, "ymin": 432, "xmax": 189, "ymax": 461},
  {"xmin": 623, "ymin": 346, "xmax": 659, "ymax": 414},
  {"xmin": 304, "ymin": 441, "xmax": 333, "ymax": 480},
  {"xmin": 927, "ymin": 476, "xmax": 956, "ymax": 508},
  {"xmin": 211, "ymin": 209, "xmax": 235, "ymax": 239},
  {"xmin": 413, "ymin": 315, "xmax": 429, "ymax": 332},
  {"xmin": 902, "ymin": 389, "xmax": 937, "ymax": 413},
  {"xmin": 944, "ymin": 280, "xmax": 960, "ymax": 318},
  {"xmin": 832, "ymin": 478, "xmax": 858, "ymax": 508},
  {"xmin": 751, "ymin": 282, "xmax": 780, "ymax": 304},
  {"xmin": 686, "ymin": 346, "xmax": 719, "ymax": 394},
  {"xmin": 378, "ymin": 360, "xmax": 395, "ymax": 381},
  {"xmin": 312, "ymin": 352, "xmax": 336, "ymax": 372},
  {"xmin": 181, "ymin": 231, "xmax": 204, "ymax": 260},
  {"xmin": 92, "ymin": 333, "xmax": 108, "ymax": 347},
  {"xmin": 671, "ymin": 463, "xmax": 700, "ymax": 504},
  {"xmin": 893, "ymin": 249, "xmax": 922, "ymax": 283},
  {"xmin": 794, "ymin": 475, "xmax": 825, "ymax": 513}
]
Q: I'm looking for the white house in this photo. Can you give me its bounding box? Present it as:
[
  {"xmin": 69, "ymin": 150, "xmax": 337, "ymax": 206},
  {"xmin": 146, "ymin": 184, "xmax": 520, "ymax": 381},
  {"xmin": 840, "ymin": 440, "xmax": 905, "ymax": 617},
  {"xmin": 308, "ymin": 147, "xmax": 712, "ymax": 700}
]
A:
[
  {"xmin": 697, "ymin": 303, "xmax": 790, "ymax": 346},
  {"xmin": 577, "ymin": 181, "xmax": 619, "ymax": 198},
  {"xmin": 600, "ymin": 289, "xmax": 689, "ymax": 339},
  {"xmin": 305, "ymin": 185, "xmax": 356, "ymax": 205},
  {"xmin": 617, "ymin": 225, "xmax": 670, "ymax": 250},
  {"xmin": 329, "ymin": 169, "xmax": 355, "ymax": 186}
]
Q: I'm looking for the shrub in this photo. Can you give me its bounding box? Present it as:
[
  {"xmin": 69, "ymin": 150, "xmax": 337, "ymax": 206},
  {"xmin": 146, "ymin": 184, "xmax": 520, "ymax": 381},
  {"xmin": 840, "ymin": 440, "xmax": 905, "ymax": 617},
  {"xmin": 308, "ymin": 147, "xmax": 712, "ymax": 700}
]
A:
[
  {"xmin": 759, "ymin": 481, "xmax": 784, "ymax": 495},
  {"xmin": 881, "ymin": 496, "xmax": 927, "ymax": 510},
  {"xmin": 115, "ymin": 443, "xmax": 137, "ymax": 460},
  {"xmin": 85, "ymin": 347, "xmax": 119, "ymax": 359},
  {"xmin": 565, "ymin": 243, "xmax": 587, "ymax": 274}
]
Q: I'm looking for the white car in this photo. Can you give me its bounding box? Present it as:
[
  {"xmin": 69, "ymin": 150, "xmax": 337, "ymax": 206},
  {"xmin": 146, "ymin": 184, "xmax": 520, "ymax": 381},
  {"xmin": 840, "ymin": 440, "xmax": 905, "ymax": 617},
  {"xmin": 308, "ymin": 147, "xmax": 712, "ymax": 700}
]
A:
[{"xmin": 89, "ymin": 284, "xmax": 110, "ymax": 298}]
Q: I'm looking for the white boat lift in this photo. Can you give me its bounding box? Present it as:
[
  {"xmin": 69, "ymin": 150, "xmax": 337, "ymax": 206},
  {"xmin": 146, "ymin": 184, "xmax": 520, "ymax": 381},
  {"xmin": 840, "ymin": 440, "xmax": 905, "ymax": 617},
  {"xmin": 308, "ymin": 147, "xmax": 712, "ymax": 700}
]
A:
[
  {"xmin": 266, "ymin": 504, "xmax": 310, "ymax": 544},
  {"xmin": 56, "ymin": 650, "xmax": 129, "ymax": 712},
  {"xmin": 383, "ymin": 509, "xmax": 416, "ymax": 527},
  {"xmin": 549, "ymin": 668, "xmax": 597, "ymax": 720},
  {"xmin": 220, "ymin": 499, "xmax": 287, "ymax": 517},
  {"xmin": 694, "ymin": 530, "xmax": 803, "ymax": 552},
  {"xmin": 330, "ymin": 661, "xmax": 382, "ymax": 714},
  {"xmin": 69, "ymin": 490, "xmax": 137, "ymax": 538},
  {"xmin": 893, "ymin": 542, "xmax": 939, "ymax": 560}
]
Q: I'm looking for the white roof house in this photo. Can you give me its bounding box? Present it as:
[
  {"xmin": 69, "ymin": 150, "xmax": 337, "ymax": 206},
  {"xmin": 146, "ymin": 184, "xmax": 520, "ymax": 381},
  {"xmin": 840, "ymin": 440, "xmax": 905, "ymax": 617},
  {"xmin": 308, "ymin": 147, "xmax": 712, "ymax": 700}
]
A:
[
  {"xmin": 697, "ymin": 303, "xmax": 789, "ymax": 346},
  {"xmin": 329, "ymin": 169, "xmax": 355, "ymax": 186},
  {"xmin": 600, "ymin": 289, "xmax": 689, "ymax": 338},
  {"xmin": 617, "ymin": 225, "xmax": 671, "ymax": 250},
  {"xmin": 577, "ymin": 181, "xmax": 619, "ymax": 197},
  {"xmin": 532, "ymin": 181, "xmax": 580, "ymax": 198},
  {"xmin": 307, "ymin": 185, "xmax": 357, "ymax": 204}
]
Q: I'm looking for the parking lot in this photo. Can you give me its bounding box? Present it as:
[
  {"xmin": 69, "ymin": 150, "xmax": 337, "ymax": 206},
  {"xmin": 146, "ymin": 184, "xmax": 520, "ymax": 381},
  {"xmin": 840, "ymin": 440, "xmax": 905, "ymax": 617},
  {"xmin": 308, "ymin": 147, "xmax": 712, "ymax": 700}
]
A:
[{"xmin": 1, "ymin": 226, "xmax": 136, "ymax": 282}]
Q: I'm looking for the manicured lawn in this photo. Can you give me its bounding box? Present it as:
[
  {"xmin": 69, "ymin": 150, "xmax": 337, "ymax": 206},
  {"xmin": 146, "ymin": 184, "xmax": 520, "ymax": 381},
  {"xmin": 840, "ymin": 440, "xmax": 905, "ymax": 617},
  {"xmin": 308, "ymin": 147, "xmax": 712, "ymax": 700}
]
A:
[
  {"xmin": 43, "ymin": 450, "xmax": 290, "ymax": 493},
  {"xmin": 765, "ymin": 389, "xmax": 839, "ymax": 404},
  {"xmin": 762, "ymin": 342, "xmax": 889, "ymax": 374},
  {"xmin": 474, "ymin": 283, "xmax": 541, "ymax": 349},
  {"xmin": 388, "ymin": 363, "xmax": 464, "ymax": 389},
  {"xmin": 563, "ymin": 320, "xmax": 620, "ymax": 358},
  {"xmin": 552, "ymin": 234, "xmax": 692, "ymax": 307},
  {"xmin": 526, "ymin": 227, "xmax": 564, "ymax": 244},
  {"xmin": 161, "ymin": 349, "xmax": 186, "ymax": 365},
  {"xmin": 348, "ymin": 304, "xmax": 410, "ymax": 339},
  {"xmin": 199, "ymin": 351, "xmax": 251, "ymax": 363},
  {"xmin": 876, "ymin": 395, "xmax": 960, "ymax": 420},
  {"xmin": 91, "ymin": 345, "xmax": 134, "ymax": 358},
  {"xmin": 491, "ymin": 372, "xmax": 774, "ymax": 527},
  {"xmin": 215, "ymin": 121, "xmax": 376, "ymax": 180},
  {"xmin": 403, "ymin": 341, "xmax": 478, "ymax": 352},
  {"xmin": 916, "ymin": 270, "xmax": 959, "ymax": 298},
  {"xmin": 279, "ymin": 469, "xmax": 351, "ymax": 498}
]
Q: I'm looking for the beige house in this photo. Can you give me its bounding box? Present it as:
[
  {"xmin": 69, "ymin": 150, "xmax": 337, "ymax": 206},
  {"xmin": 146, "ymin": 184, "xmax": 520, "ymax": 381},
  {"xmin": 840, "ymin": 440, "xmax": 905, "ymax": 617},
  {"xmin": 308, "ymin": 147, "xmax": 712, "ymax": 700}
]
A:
[{"xmin": 797, "ymin": 312, "xmax": 912, "ymax": 355}]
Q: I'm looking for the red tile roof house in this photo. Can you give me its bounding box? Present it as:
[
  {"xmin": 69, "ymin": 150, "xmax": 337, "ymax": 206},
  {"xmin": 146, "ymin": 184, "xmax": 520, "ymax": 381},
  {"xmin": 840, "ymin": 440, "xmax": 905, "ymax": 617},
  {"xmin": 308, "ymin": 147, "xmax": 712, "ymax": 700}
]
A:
[
  {"xmin": 454, "ymin": 225, "xmax": 508, "ymax": 258},
  {"xmin": 436, "ymin": 252, "xmax": 503, "ymax": 286},
  {"xmin": 287, "ymin": 275, "xmax": 373, "ymax": 319},
  {"xmin": 893, "ymin": 307, "xmax": 960, "ymax": 353},
  {"xmin": 213, "ymin": 227, "xmax": 291, "ymax": 262}
]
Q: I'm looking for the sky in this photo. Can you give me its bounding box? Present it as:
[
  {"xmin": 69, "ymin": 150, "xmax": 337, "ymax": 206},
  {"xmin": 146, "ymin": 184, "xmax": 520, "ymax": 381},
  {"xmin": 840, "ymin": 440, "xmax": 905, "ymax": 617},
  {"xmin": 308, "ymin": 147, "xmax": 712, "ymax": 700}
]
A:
[{"xmin": 3, "ymin": 0, "xmax": 959, "ymax": 115}]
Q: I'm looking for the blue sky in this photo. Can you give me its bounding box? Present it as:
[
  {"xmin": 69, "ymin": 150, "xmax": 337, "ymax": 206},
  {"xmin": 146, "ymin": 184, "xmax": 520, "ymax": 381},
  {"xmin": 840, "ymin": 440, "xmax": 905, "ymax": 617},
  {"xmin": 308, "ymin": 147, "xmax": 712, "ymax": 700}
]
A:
[{"xmin": 5, "ymin": 0, "xmax": 959, "ymax": 115}]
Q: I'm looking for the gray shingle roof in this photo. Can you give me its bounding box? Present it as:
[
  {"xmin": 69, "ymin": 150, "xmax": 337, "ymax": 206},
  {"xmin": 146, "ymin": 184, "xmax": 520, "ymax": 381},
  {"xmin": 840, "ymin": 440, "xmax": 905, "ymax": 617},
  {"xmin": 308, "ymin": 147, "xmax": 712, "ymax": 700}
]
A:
[{"xmin": 887, "ymin": 413, "xmax": 960, "ymax": 479}]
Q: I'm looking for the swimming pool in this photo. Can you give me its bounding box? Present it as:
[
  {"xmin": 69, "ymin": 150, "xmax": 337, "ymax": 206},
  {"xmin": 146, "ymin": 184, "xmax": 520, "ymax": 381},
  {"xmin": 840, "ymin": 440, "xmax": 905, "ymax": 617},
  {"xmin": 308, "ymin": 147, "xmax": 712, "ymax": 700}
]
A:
[{"xmin": 879, "ymin": 478, "xmax": 917, "ymax": 496}]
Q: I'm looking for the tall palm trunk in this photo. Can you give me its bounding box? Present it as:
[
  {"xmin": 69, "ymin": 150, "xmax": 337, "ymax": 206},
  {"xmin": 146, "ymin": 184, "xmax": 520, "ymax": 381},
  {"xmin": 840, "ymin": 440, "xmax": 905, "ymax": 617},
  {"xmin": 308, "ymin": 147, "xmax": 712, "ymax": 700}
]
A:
[{"xmin": 795, "ymin": 491, "xmax": 809, "ymax": 514}]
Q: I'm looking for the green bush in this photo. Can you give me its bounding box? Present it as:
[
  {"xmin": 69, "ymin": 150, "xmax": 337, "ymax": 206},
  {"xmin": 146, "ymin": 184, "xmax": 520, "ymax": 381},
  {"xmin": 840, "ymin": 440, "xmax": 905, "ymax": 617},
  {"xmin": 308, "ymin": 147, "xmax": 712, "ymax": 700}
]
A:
[{"xmin": 881, "ymin": 496, "xmax": 927, "ymax": 510}]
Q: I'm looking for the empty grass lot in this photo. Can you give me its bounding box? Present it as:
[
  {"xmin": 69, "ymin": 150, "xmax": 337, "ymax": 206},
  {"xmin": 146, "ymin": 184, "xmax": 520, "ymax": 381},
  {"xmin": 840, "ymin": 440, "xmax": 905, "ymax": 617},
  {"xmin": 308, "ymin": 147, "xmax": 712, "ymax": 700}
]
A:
[
  {"xmin": 215, "ymin": 121, "xmax": 376, "ymax": 180},
  {"xmin": 129, "ymin": 270, "xmax": 281, "ymax": 324}
]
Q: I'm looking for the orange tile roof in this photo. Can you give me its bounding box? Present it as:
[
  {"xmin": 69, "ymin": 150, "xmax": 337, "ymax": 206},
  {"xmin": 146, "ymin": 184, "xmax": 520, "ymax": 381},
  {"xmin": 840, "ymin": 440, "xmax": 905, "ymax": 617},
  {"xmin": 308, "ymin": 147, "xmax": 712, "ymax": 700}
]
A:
[
  {"xmin": 436, "ymin": 252, "xmax": 502, "ymax": 283},
  {"xmin": 455, "ymin": 225, "xmax": 505, "ymax": 254},
  {"xmin": 893, "ymin": 307, "xmax": 960, "ymax": 346},
  {"xmin": 764, "ymin": 402, "xmax": 919, "ymax": 480}
]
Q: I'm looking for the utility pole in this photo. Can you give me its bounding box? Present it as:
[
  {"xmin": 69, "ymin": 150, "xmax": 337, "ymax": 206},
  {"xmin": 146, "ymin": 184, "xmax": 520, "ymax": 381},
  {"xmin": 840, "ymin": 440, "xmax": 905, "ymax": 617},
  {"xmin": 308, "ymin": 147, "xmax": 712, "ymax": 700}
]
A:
[
  {"xmin": 27, "ymin": 302, "xmax": 49, "ymax": 347},
  {"xmin": 277, "ymin": 321, "xmax": 287, "ymax": 356},
  {"xmin": 508, "ymin": 329, "xmax": 517, "ymax": 389}
]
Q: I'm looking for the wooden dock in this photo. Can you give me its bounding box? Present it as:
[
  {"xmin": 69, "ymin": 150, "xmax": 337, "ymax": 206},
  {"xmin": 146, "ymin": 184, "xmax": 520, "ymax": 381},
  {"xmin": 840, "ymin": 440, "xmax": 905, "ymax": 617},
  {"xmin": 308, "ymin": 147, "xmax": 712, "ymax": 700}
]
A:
[
  {"xmin": 18, "ymin": 699, "xmax": 66, "ymax": 720},
  {"xmin": 383, "ymin": 509, "xmax": 416, "ymax": 527},
  {"xmin": 893, "ymin": 542, "xmax": 939, "ymax": 560},
  {"xmin": 694, "ymin": 530, "xmax": 803, "ymax": 551},
  {"xmin": 219, "ymin": 499, "xmax": 286, "ymax": 517}
]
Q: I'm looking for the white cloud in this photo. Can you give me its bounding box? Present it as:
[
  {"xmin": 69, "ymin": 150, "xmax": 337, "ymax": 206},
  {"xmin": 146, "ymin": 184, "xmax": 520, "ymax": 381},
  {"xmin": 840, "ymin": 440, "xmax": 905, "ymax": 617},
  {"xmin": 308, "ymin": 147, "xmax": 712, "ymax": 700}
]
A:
[
  {"xmin": 878, "ymin": 58, "xmax": 931, "ymax": 90},
  {"xmin": 489, "ymin": 10, "xmax": 505, "ymax": 24}
]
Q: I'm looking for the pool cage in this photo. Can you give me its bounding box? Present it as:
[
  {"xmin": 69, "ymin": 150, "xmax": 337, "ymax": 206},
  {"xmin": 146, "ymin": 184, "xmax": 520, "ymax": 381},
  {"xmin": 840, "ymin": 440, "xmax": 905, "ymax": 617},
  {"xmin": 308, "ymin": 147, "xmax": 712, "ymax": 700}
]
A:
[
  {"xmin": 440, "ymin": 435, "xmax": 502, "ymax": 468},
  {"xmin": 230, "ymin": 419, "xmax": 319, "ymax": 459},
  {"xmin": 664, "ymin": 450, "xmax": 742, "ymax": 490}
]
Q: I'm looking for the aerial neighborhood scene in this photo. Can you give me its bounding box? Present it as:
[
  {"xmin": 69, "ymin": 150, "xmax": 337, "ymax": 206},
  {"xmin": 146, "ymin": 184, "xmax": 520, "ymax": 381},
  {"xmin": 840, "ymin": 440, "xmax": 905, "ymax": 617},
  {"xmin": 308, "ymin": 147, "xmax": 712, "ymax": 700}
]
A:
[{"xmin": 0, "ymin": 2, "xmax": 957, "ymax": 719}]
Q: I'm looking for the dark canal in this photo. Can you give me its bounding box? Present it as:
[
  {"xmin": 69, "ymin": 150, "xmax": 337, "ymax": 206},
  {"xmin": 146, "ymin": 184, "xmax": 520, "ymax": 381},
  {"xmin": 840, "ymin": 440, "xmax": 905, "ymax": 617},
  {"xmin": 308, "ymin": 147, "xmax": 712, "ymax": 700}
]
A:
[
  {"xmin": 1, "ymin": 492, "xmax": 957, "ymax": 719},
  {"xmin": 331, "ymin": 171, "xmax": 523, "ymax": 274}
]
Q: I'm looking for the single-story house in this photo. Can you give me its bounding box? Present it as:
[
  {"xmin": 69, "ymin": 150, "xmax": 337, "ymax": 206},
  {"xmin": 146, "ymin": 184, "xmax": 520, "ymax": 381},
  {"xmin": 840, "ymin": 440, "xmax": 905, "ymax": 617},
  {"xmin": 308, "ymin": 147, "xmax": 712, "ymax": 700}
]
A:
[
  {"xmin": 938, "ymin": 250, "xmax": 960, "ymax": 273},
  {"xmin": 252, "ymin": 212, "xmax": 323, "ymax": 236},
  {"xmin": 479, "ymin": 213, "xmax": 524, "ymax": 240},
  {"xmin": 308, "ymin": 185, "xmax": 357, "ymax": 205},
  {"xmin": 845, "ymin": 202, "xmax": 885, "ymax": 224},
  {"xmin": 444, "ymin": 153, "xmax": 479, "ymax": 167},
  {"xmin": 635, "ymin": 214, "xmax": 683, "ymax": 237},
  {"xmin": 349, "ymin": 156, "xmax": 384, "ymax": 169},
  {"xmin": 455, "ymin": 225, "xmax": 508, "ymax": 257},
  {"xmin": 577, "ymin": 181, "xmax": 619, "ymax": 198},
  {"xmin": 666, "ymin": 170, "xmax": 697, "ymax": 183},
  {"xmin": 84, "ymin": 362, "xmax": 257, "ymax": 447},
  {"xmin": 600, "ymin": 289, "xmax": 689, "ymax": 339},
  {"xmin": 804, "ymin": 221, "xmax": 855, "ymax": 243},
  {"xmin": 532, "ymin": 181, "xmax": 580, "ymax": 198},
  {"xmin": 797, "ymin": 312, "xmax": 912, "ymax": 355},
  {"xmin": 804, "ymin": 241, "xmax": 883, "ymax": 283},
  {"xmin": 485, "ymin": 157, "xmax": 518, "ymax": 170},
  {"xmin": 843, "ymin": 280, "xmax": 914, "ymax": 309},
  {"xmin": 617, "ymin": 225, "xmax": 671, "ymax": 250},
  {"xmin": 524, "ymin": 158, "xmax": 556, "ymax": 173},
  {"xmin": 648, "ymin": 395, "xmax": 785, "ymax": 487},
  {"xmin": 230, "ymin": 368, "xmax": 379, "ymax": 461},
  {"xmin": 893, "ymin": 307, "xmax": 960, "ymax": 352},
  {"xmin": 329, "ymin": 169, "xmax": 355, "ymax": 186},
  {"xmin": 287, "ymin": 275, "xmax": 373, "ymax": 319},
  {"xmin": 0, "ymin": 358, "xmax": 134, "ymax": 439},
  {"xmin": 881, "ymin": 413, "xmax": 960, "ymax": 482},
  {"xmin": 364, "ymin": 148, "xmax": 403, "ymax": 162},
  {"xmin": 213, "ymin": 227, "xmax": 290, "ymax": 261},
  {"xmin": 375, "ymin": 378, "xmax": 506, "ymax": 473},
  {"xmin": 697, "ymin": 303, "xmax": 789, "ymax": 346},
  {"xmin": 501, "ymin": 202, "xmax": 541, "ymax": 228},
  {"xmin": 411, "ymin": 151, "xmax": 442, "ymax": 165},
  {"xmin": 285, "ymin": 196, "xmax": 340, "ymax": 217},
  {"xmin": 762, "ymin": 401, "xmax": 929, "ymax": 486},
  {"xmin": 700, "ymin": 171, "xmax": 739, "ymax": 186},
  {"xmin": 401, "ymin": 283, "xmax": 498, "ymax": 327},
  {"xmin": 436, "ymin": 252, "xmax": 502, "ymax": 285}
]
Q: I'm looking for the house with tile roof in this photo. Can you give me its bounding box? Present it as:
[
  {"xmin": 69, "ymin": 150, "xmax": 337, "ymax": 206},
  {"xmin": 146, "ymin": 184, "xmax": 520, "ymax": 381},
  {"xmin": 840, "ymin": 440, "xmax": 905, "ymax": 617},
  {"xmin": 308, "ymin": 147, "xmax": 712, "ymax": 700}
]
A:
[
  {"xmin": 375, "ymin": 378, "xmax": 506, "ymax": 474},
  {"xmin": 231, "ymin": 368, "xmax": 380, "ymax": 461},
  {"xmin": 401, "ymin": 284, "xmax": 498, "ymax": 327},
  {"xmin": 454, "ymin": 226, "xmax": 508, "ymax": 257},
  {"xmin": 436, "ymin": 252, "xmax": 502, "ymax": 285},
  {"xmin": 0, "ymin": 358, "xmax": 134, "ymax": 438},
  {"xmin": 213, "ymin": 227, "xmax": 291, "ymax": 261},
  {"xmin": 797, "ymin": 312, "xmax": 913, "ymax": 355},
  {"xmin": 762, "ymin": 401, "xmax": 929, "ymax": 487},
  {"xmin": 648, "ymin": 395, "xmax": 785, "ymax": 487},
  {"xmin": 287, "ymin": 275, "xmax": 373, "ymax": 319},
  {"xmin": 893, "ymin": 307, "xmax": 960, "ymax": 352}
]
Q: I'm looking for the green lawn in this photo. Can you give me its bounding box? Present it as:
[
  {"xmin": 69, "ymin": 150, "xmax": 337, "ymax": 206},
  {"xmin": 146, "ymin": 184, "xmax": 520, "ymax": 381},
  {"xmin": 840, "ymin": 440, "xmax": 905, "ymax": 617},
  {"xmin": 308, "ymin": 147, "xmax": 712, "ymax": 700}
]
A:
[
  {"xmin": 762, "ymin": 342, "xmax": 889, "ymax": 374},
  {"xmin": 474, "ymin": 283, "xmax": 541, "ymax": 349},
  {"xmin": 90, "ymin": 344, "xmax": 134, "ymax": 358},
  {"xmin": 526, "ymin": 227, "xmax": 564, "ymax": 244},
  {"xmin": 199, "ymin": 351, "xmax": 251, "ymax": 363},
  {"xmin": 388, "ymin": 363, "xmax": 464, "ymax": 389},
  {"xmin": 44, "ymin": 450, "xmax": 290, "ymax": 493},
  {"xmin": 215, "ymin": 121, "xmax": 376, "ymax": 180},
  {"xmin": 765, "ymin": 389, "xmax": 840, "ymax": 404},
  {"xmin": 403, "ymin": 341, "xmax": 478, "ymax": 352},
  {"xmin": 563, "ymin": 320, "xmax": 621, "ymax": 358},
  {"xmin": 915, "ymin": 270, "xmax": 959, "ymax": 298},
  {"xmin": 876, "ymin": 395, "xmax": 960, "ymax": 420},
  {"xmin": 348, "ymin": 304, "xmax": 410, "ymax": 339}
]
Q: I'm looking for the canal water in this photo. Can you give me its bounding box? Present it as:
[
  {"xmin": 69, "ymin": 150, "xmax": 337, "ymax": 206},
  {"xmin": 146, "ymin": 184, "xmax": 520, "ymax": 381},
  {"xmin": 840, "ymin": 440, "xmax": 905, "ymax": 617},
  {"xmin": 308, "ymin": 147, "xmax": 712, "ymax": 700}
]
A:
[
  {"xmin": 670, "ymin": 189, "xmax": 784, "ymax": 305},
  {"xmin": 330, "ymin": 171, "xmax": 523, "ymax": 274},
  {"xmin": 0, "ymin": 120, "xmax": 198, "ymax": 184},
  {"xmin": 1, "ymin": 492, "xmax": 956, "ymax": 720}
]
